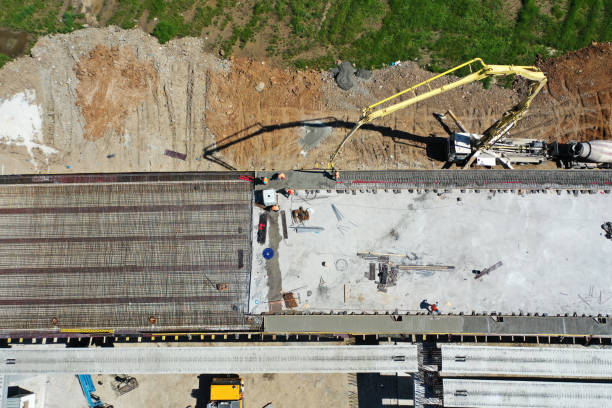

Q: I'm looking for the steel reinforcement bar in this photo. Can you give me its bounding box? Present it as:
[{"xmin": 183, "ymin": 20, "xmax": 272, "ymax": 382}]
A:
[{"xmin": 256, "ymin": 170, "xmax": 612, "ymax": 190}]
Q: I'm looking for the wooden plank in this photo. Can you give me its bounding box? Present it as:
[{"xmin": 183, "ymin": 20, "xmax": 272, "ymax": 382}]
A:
[
  {"xmin": 257, "ymin": 213, "xmax": 267, "ymax": 244},
  {"xmin": 474, "ymin": 261, "xmax": 503, "ymax": 279},
  {"xmin": 280, "ymin": 210, "xmax": 289, "ymax": 239},
  {"xmin": 163, "ymin": 150, "xmax": 187, "ymax": 160},
  {"xmin": 398, "ymin": 265, "xmax": 455, "ymax": 271}
]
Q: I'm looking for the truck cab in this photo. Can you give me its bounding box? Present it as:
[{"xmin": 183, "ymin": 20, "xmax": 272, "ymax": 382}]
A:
[{"xmin": 446, "ymin": 132, "xmax": 475, "ymax": 163}]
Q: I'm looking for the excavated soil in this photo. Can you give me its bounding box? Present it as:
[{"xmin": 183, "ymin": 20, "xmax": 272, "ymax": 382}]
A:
[
  {"xmin": 519, "ymin": 42, "xmax": 612, "ymax": 143},
  {"xmin": 205, "ymin": 58, "xmax": 324, "ymax": 170},
  {"xmin": 75, "ymin": 45, "xmax": 158, "ymax": 141},
  {"xmin": 0, "ymin": 27, "xmax": 609, "ymax": 174}
]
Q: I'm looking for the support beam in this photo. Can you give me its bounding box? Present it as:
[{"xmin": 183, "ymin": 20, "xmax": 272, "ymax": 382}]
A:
[
  {"xmin": 441, "ymin": 345, "xmax": 612, "ymax": 380},
  {"xmin": 0, "ymin": 345, "xmax": 418, "ymax": 374}
]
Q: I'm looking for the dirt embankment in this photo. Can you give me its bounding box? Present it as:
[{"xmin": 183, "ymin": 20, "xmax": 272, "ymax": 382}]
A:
[
  {"xmin": 518, "ymin": 42, "xmax": 611, "ymax": 143},
  {"xmin": 0, "ymin": 27, "xmax": 609, "ymax": 174},
  {"xmin": 205, "ymin": 58, "xmax": 324, "ymax": 170},
  {"xmin": 205, "ymin": 58, "xmax": 521, "ymax": 170}
]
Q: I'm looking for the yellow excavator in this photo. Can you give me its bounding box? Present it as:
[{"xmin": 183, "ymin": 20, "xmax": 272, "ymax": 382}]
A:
[{"xmin": 328, "ymin": 58, "xmax": 547, "ymax": 169}]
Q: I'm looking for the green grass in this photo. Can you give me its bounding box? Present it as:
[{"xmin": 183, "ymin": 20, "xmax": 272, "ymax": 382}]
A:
[
  {"xmin": 0, "ymin": 53, "xmax": 11, "ymax": 69},
  {"xmin": 59, "ymin": 7, "xmax": 85, "ymax": 34},
  {"xmin": 0, "ymin": 0, "xmax": 64, "ymax": 33},
  {"xmin": 0, "ymin": 0, "xmax": 611, "ymax": 75},
  {"xmin": 107, "ymin": 0, "xmax": 146, "ymax": 29},
  {"xmin": 152, "ymin": 20, "xmax": 178, "ymax": 43}
]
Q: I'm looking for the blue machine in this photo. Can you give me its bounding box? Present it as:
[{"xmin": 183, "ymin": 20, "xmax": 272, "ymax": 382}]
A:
[{"xmin": 77, "ymin": 374, "xmax": 104, "ymax": 408}]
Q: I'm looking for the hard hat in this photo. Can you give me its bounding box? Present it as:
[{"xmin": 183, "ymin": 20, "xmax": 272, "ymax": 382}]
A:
[
  {"xmin": 287, "ymin": 189, "xmax": 294, "ymax": 195},
  {"xmin": 278, "ymin": 172, "xmax": 287, "ymax": 180},
  {"xmin": 270, "ymin": 205, "xmax": 280, "ymax": 211}
]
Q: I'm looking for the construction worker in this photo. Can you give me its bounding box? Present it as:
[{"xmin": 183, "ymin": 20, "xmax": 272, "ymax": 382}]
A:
[
  {"xmin": 334, "ymin": 170, "xmax": 340, "ymax": 180},
  {"xmin": 430, "ymin": 302, "xmax": 441, "ymax": 315},
  {"xmin": 261, "ymin": 176, "xmax": 269, "ymax": 185},
  {"xmin": 280, "ymin": 188, "xmax": 294, "ymax": 198}
]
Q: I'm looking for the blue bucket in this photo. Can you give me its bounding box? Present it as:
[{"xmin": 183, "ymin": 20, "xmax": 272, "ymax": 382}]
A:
[{"xmin": 262, "ymin": 248, "xmax": 274, "ymax": 259}]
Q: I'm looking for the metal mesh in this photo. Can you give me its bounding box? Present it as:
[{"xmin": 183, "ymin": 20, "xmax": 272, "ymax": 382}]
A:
[{"xmin": 0, "ymin": 178, "xmax": 254, "ymax": 331}]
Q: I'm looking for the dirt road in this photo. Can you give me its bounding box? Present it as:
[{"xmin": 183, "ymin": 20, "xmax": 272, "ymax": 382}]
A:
[{"xmin": 0, "ymin": 27, "xmax": 609, "ymax": 174}]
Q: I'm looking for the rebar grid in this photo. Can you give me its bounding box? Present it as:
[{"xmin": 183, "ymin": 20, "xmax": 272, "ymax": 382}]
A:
[{"xmin": 0, "ymin": 179, "xmax": 253, "ymax": 331}]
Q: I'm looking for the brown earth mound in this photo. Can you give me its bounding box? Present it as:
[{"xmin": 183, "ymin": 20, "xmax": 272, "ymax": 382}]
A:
[
  {"xmin": 74, "ymin": 45, "xmax": 158, "ymax": 141},
  {"xmin": 205, "ymin": 58, "xmax": 324, "ymax": 169},
  {"xmin": 514, "ymin": 42, "xmax": 612, "ymax": 143}
]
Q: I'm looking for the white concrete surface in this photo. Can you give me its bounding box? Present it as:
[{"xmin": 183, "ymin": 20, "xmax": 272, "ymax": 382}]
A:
[
  {"xmin": 443, "ymin": 379, "xmax": 612, "ymax": 408},
  {"xmin": 441, "ymin": 344, "xmax": 612, "ymax": 379},
  {"xmin": 6, "ymin": 375, "xmax": 46, "ymax": 408},
  {"xmin": 0, "ymin": 375, "xmax": 4, "ymax": 408},
  {"xmin": 41, "ymin": 374, "xmax": 201, "ymax": 408},
  {"xmin": 250, "ymin": 190, "xmax": 612, "ymax": 315},
  {"xmin": 0, "ymin": 345, "xmax": 417, "ymax": 374}
]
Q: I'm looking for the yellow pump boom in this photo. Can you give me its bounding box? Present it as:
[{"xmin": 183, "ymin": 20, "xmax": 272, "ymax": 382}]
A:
[{"xmin": 328, "ymin": 58, "xmax": 546, "ymax": 169}]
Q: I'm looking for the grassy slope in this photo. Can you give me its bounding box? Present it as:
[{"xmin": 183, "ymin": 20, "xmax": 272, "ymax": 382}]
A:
[
  {"xmin": 0, "ymin": 0, "xmax": 611, "ymax": 71},
  {"xmin": 0, "ymin": 0, "xmax": 83, "ymax": 67}
]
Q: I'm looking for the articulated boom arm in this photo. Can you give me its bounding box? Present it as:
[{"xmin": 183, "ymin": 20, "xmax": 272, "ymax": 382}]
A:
[
  {"xmin": 462, "ymin": 75, "xmax": 546, "ymax": 168},
  {"xmin": 328, "ymin": 58, "xmax": 547, "ymax": 169}
]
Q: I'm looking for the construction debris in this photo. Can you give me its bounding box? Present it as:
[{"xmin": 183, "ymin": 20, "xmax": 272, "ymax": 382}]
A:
[
  {"xmin": 377, "ymin": 263, "xmax": 398, "ymax": 292},
  {"xmin": 164, "ymin": 149, "xmax": 187, "ymax": 160},
  {"xmin": 474, "ymin": 261, "xmax": 503, "ymax": 279},
  {"xmin": 331, "ymin": 204, "xmax": 344, "ymax": 221},
  {"xmin": 283, "ymin": 292, "xmax": 298, "ymax": 308},
  {"xmin": 602, "ymin": 222, "xmax": 612, "ymax": 240},
  {"xmin": 257, "ymin": 213, "xmax": 268, "ymax": 244},
  {"xmin": 291, "ymin": 207, "xmax": 310, "ymax": 223},
  {"xmin": 293, "ymin": 226, "xmax": 324, "ymax": 233},
  {"xmin": 357, "ymin": 250, "xmax": 454, "ymax": 291},
  {"xmin": 280, "ymin": 210, "xmax": 289, "ymax": 239},
  {"xmin": 397, "ymin": 265, "xmax": 455, "ymax": 271},
  {"xmin": 111, "ymin": 376, "xmax": 139, "ymax": 396}
]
